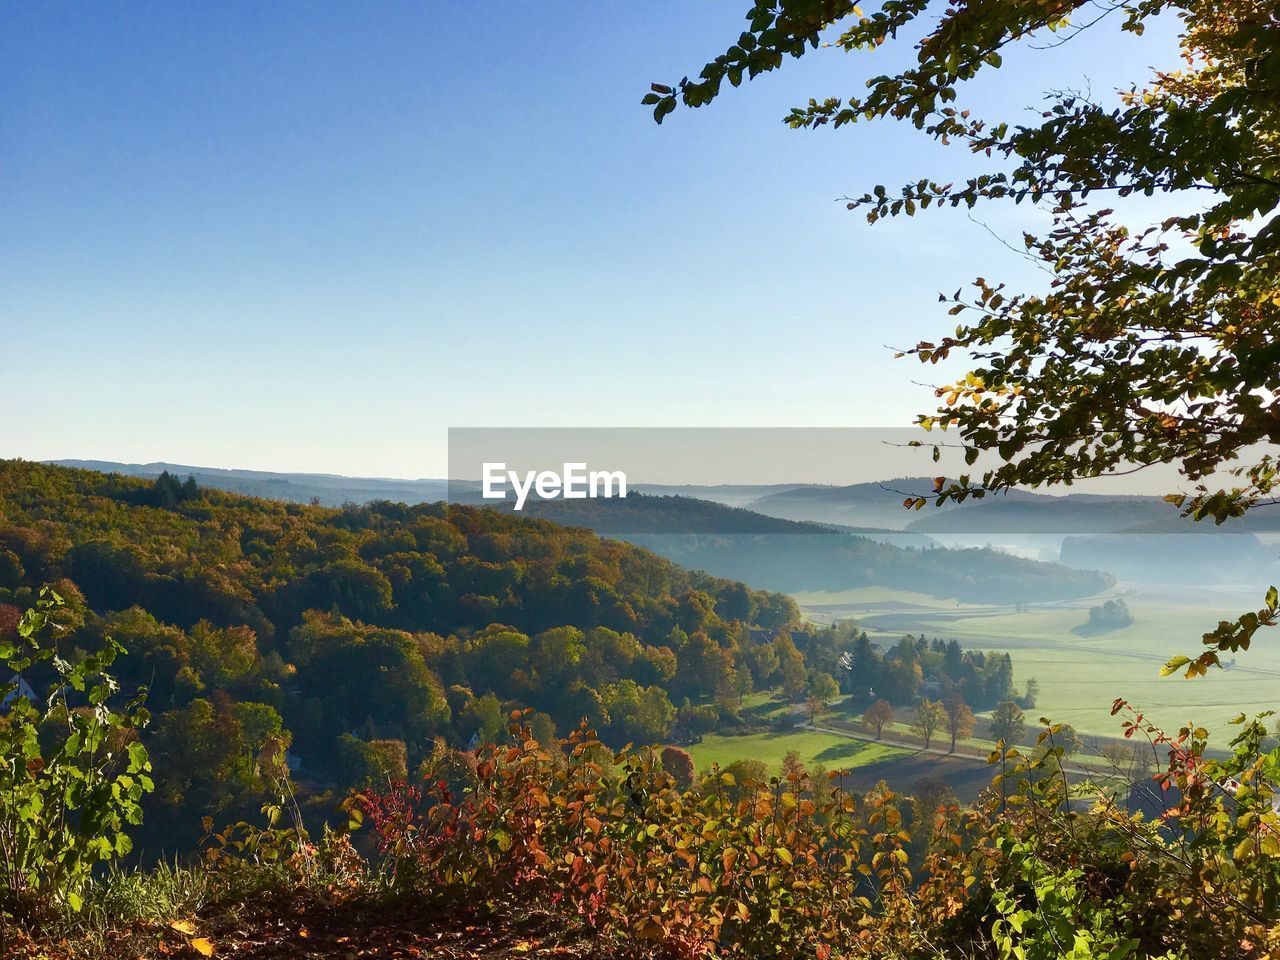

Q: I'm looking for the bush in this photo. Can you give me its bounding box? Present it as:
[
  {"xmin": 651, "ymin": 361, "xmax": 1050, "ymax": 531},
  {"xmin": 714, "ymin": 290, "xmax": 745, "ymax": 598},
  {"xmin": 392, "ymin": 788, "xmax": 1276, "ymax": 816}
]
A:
[
  {"xmin": 334, "ymin": 734, "xmax": 408, "ymax": 787},
  {"xmin": 12, "ymin": 677, "xmax": 1280, "ymax": 960},
  {"xmin": 338, "ymin": 706, "xmax": 1280, "ymax": 960},
  {"xmin": 0, "ymin": 590, "xmax": 152, "ymax": 917},
  {"xmin": 349, "ymin": 713, "xmax": 923, "ymax": 959}
]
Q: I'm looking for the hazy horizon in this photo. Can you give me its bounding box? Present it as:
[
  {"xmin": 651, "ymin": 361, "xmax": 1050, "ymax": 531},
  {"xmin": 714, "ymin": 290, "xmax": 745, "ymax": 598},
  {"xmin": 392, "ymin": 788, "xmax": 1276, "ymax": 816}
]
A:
[{"xmin": 48, "ymin": 447, "xmax": 1195, "ymax": 498}]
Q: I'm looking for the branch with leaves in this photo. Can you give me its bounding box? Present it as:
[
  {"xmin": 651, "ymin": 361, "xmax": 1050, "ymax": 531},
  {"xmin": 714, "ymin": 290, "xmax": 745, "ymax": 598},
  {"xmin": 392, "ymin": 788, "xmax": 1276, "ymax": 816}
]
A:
[{"xmin": 650, "ymin": 0, "xmax": 1280, "ymax": 671}]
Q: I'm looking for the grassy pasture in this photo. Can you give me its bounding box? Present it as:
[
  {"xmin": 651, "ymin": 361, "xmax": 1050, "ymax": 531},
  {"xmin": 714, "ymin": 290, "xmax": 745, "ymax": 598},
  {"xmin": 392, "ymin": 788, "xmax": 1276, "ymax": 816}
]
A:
[
  {"xmin": 804, "ymin": 584, "xmax": 1280, "ymax": 740},
  {"xmin": 686, "ymin": 729, "xmax": 905, "ymax": 774}
]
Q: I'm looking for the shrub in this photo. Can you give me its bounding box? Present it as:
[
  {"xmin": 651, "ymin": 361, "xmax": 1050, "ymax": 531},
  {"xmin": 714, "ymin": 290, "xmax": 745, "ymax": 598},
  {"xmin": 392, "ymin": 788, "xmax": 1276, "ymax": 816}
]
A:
[
  {"xmin": 660, "ymin": 745, "xmax": 695, "ymax": 790},
  {"xmin": 337, "ymin": 706, "xmax": 1280, "ymax": 960},
  {"xmin": 350, "ymin": 713, "xmax": 923, "ymax": 959},
  {"xmin": 0, "ymin": 590, "xmax": 152, "ymax": 917},
  {"xmin": 334, "ymin": 734, "xmax": 408, "ymax": 787}
]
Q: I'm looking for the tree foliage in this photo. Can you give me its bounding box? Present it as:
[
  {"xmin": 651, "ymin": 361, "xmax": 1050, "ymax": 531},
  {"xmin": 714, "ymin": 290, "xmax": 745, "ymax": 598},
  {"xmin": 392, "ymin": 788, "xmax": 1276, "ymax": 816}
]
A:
[
  {"xmin": 911, "ymin": 698, "xmax": 947, "ymax": 748},
  {"xmin": 0, "ymin": 591, "xmax": 151, "ymax": 917},
  {"xmin": 651, "ymin": 0, "xmax": 1280, "ymax": 669},
  {"xmin": 863, "ymin": 698, "xmax": 894, "ymax": 738},
  {"xmin": 845, "ymin": 632, "xmax": 1014, "ymax": 709},
  {"xmin": 0, "ymin": 462, "xmax": 806, "ymax": 849},
  {"xmin": 943, "ymin": 694, "xmax": 975, "ymax": 752},
  {"xmin": 990, "ymin": 699, "xmax": 1027, "ymax": 746}
]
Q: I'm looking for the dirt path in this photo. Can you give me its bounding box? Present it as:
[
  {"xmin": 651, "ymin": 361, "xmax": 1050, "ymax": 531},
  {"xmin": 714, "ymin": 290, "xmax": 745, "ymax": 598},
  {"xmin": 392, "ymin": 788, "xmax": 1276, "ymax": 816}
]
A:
[
  {"xmin": 203, "ymin": 902, "xmax": 598, "ymax": 960},
  {"xmin": 798, "ymin": 715, "xmax": 1102, "ymax": 781},
  {"xmin": 5, "ymin": 902, "xmax": 604, "ymax": 960}
]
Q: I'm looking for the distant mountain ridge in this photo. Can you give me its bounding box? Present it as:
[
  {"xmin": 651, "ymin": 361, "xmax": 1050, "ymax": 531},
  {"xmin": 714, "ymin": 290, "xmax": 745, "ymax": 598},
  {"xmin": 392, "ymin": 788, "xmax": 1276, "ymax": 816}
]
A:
[
  {"xmin": 50, "ymin": 461, "xmax": 816, "ymax": 511},
  {"xmin": 51, "ymin": 460, "xmax": 451, "ymax": 507},
  {"xmin": 744, "ymin": 475, "xmax": 1280, "ymax": 534},
  {"xmin": 744, "ymin": 477, "xmax": 965, "ymax": 530},
  {"xmin": 52, "ymin": 459, "xmax": 1280, "ymax": 534}
]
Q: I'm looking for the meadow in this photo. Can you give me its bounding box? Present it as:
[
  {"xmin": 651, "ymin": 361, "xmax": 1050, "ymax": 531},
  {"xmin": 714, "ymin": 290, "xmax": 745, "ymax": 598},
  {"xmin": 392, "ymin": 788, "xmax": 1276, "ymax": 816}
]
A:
[
  {"xmin": 685, "ymin": 728, "xmax": 905, "ymax": 774},
  {"xmin": 799, "ymin": 583, "xmax": 1280, "ymax": 739}
]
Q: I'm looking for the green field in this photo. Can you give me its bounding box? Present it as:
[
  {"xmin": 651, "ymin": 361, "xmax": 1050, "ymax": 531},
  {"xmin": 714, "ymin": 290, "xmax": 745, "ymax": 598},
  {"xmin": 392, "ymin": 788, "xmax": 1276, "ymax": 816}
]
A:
[
  {"xmin": 802, "ymin": 583, "xmax": 1280, "ymax": 740},
  {"xmin": 686, "ymin": 728, "xmax": 905, "ymax": 774}
]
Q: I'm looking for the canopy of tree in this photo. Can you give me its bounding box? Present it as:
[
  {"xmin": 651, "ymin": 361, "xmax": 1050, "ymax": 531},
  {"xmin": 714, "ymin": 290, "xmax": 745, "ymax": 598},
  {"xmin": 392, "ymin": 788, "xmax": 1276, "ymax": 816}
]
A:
[
  {"xmin": 651, "ymin": 0, "xmax": 1280, "ymax": 672},
  {"xmin": 842, "ymin": 632, "xmax": 1017, "ymax": 710},
  {"xmin": 0, "ymin": 461, "xmax": 801, "ymax": 847}
]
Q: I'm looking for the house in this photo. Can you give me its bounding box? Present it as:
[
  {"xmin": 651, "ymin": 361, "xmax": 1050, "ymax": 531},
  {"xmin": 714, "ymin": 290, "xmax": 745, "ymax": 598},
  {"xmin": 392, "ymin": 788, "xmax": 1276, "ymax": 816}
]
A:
[{"xmin": 1, "ymin": 673, "xmax": 35, "ymax": 711}]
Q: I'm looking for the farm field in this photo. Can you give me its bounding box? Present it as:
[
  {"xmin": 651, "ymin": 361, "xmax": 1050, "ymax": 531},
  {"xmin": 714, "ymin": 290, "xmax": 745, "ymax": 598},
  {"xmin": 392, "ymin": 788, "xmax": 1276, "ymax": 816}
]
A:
[
  {"xmin": 801, "ymin": 582, "xmax": 1280, "ymax": 739},
  {"xmin": 686, "ymin": 728, "xmax": 905, "ymax": 774}
]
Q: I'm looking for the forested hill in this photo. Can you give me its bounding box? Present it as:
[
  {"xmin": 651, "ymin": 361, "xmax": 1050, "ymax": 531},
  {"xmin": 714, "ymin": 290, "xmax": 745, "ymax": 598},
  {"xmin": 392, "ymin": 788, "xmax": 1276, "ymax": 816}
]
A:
[
  {"xmin": 623, "ymin": 532, "xmax": 1113, "ymax": 603},
  {"xmin": 50, "ymin": 458, "xmax": 451, "ymax": 506},
  {"xmin": 0, "ymin": 461, "xmax": 798, "ymax": 847},
  {"xmin": 512, "ymin": 495, "xmax": 1114, "ymax": 603},
  {"xmin": 46, "ymin": 462, "xmax": 1115, "ymax": 602},
  {"xmin": 513, "ymin": 492, "xmax": 862, "ymax": 534},
  {"xmin": 0, "ymin": 461, "xmax": 794, "ymax": 639}
]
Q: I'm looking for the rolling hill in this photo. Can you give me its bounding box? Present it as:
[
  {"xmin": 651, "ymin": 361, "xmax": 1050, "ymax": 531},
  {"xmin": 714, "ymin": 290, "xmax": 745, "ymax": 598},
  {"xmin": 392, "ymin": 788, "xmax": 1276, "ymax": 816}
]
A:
[{"xmin": 45, "ymin": 461, "xmax": 1115, "ymax": 603}]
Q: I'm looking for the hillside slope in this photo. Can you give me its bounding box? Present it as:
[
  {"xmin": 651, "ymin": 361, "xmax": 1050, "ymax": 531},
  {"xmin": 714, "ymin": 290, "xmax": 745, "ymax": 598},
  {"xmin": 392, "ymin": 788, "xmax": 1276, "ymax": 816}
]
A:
[
  {"xmin": 504, "ymin": 495, "xmax": 1113, "ymax": 603},
  {"xmin": 748, "ymin": 474, "xmax": 1280, "ymax": 535},
  {"xmin": 0, "ymin": 461, "xmax": 797, "ymax": 848},
  {"xmin": 44, "ymin": 462, "xmax": 1113, "ymax": 603}
]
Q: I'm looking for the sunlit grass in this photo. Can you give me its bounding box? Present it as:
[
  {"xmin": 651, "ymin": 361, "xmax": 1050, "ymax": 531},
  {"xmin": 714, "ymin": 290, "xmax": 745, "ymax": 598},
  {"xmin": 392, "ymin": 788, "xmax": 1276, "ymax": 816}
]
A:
[
  {"xmin": 686, "ymin": 728, "xmax": 904, "ymax": 774},
  {"xmin": 834, "ymin": 590, "xmax": 1280, "ymax": 738}
]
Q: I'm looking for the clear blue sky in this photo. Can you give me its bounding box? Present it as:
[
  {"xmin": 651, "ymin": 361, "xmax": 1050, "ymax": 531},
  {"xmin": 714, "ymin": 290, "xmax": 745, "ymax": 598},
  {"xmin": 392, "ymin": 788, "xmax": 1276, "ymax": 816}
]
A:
[{"xmin": 1, "ymin": 2, "xmax": 1180, "ymax": 477}]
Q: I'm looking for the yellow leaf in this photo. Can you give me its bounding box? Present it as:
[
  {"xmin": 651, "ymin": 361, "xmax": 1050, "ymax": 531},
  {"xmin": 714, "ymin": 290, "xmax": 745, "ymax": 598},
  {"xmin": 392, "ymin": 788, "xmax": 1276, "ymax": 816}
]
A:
[
  {"xmin": 169, "ymin": 919, "xmax": 197, "ymax": 936},
  {"xmin": 191, "ymin": 937, "xmax": 216, "ymax": 957},
  {"xmin": 636, "ymin": 919, "xmax": 665, "ymax": 940}
]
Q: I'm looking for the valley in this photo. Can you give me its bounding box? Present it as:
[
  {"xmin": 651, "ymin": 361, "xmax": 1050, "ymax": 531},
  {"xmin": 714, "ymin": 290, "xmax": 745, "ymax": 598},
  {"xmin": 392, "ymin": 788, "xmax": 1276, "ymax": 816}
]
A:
[
  {"xmin": 53, "ymin": 460, "xmax": 1280, "ymax": 747},
  {"xmin": 797, "ymin": 582, "xmax": 1279, "ymax": 738}
]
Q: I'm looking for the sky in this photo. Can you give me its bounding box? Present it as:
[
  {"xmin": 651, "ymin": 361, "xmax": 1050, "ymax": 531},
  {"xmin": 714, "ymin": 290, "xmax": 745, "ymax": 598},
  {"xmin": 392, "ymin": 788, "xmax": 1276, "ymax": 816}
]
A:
[{"xmin": 0, "ymin": 2, "xmax": 1184, "ymax": 478}]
